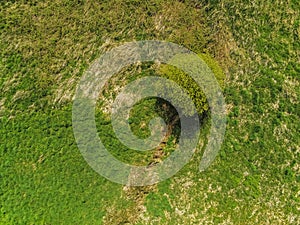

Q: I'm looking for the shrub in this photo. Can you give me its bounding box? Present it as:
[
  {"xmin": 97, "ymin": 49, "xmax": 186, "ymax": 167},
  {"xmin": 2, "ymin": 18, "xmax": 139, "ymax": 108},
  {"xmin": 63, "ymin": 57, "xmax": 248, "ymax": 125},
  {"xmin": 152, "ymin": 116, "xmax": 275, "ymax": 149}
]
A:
[{"xmin": 158, "ymin": 53, "xmax": 225, "ymax": 116}]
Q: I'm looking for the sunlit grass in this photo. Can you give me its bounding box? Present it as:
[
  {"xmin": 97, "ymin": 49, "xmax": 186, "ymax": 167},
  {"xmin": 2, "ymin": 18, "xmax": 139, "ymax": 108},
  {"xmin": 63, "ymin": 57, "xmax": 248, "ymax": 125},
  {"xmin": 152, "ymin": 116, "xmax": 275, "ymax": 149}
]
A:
[{"xmin": 1, "ymin": 0, "xmax": 299, "ymax": 224}]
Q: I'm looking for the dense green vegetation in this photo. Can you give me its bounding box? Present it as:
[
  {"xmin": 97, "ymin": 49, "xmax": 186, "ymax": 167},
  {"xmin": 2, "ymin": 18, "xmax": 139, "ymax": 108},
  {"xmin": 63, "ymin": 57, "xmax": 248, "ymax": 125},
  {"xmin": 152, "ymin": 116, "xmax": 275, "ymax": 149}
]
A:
[
  {"xmin": 159, "ymin": 53, "xmax": 225, "ymax": 116},
  {"xmin": 1, "ymin": 0, "xmax": 299, "ymax": 224}
]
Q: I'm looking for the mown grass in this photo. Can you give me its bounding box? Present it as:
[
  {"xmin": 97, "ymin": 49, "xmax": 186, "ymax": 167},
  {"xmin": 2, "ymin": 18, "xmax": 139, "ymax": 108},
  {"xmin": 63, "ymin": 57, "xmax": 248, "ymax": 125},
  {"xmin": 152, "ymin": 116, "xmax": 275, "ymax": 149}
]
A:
[{"xmin": 1, "ymin": 0, "xmax": 299, "ymax": 224}]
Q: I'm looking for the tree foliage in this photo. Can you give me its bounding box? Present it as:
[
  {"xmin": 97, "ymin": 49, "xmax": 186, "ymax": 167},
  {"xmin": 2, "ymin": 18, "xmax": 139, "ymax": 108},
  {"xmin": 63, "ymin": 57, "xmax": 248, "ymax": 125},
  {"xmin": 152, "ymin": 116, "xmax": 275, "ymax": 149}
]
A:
[{"xmin": 158, "ymin": 53, "xmax": 225, "ymax": 116}]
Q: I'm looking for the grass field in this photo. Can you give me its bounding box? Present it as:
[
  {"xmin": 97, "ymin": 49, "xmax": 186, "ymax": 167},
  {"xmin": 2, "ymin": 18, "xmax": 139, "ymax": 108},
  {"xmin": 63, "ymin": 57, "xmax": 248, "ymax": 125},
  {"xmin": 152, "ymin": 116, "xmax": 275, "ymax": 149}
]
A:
[{"xmin": 1, "ymin": 0, "xmax": 299, "ymax": 224}]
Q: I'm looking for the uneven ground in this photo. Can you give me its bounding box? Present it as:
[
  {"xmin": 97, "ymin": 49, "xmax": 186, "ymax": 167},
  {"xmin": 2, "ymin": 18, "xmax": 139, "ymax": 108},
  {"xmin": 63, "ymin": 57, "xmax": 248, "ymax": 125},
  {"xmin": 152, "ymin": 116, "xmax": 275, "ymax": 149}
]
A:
[{"xmin": 0, "ymin": 0, "xmax": 299, "ymax": 224}]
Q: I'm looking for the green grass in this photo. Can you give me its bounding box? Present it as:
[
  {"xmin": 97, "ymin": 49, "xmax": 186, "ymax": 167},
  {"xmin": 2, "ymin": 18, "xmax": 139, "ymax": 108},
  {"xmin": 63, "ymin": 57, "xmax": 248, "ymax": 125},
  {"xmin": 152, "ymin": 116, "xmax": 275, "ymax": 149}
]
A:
[
  {"xmin": 1, "ymin": 0, "xmax": 299, "ymax": 224},
  {"xmin": 0, "ymin": 106, "xmax": 128, "ymax": 224}
]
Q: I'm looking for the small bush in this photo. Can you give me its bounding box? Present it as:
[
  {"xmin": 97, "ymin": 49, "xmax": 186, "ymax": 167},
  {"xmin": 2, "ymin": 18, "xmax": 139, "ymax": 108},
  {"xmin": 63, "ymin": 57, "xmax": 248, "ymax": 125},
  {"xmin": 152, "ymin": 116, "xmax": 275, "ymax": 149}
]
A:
[{"xmin": 158, "ymin": 53, "xmax": 225, "ymax": 116}]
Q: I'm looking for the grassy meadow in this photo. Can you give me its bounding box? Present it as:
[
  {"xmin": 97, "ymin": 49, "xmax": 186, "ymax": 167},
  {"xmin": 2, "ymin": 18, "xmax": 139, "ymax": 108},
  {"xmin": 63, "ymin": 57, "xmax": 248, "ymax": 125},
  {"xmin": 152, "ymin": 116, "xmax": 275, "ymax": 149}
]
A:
[{"xmin": 0, "ymin": 0, "xmax": 299, "ymax": 224}]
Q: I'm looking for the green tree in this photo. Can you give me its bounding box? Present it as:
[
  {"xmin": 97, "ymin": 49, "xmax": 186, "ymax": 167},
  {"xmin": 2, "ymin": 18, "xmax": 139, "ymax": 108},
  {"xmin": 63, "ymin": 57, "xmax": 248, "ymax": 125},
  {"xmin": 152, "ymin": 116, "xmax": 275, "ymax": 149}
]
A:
[{"xmin": 158, "ymin": 53, "xmax": 225, "ymax": 117}]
